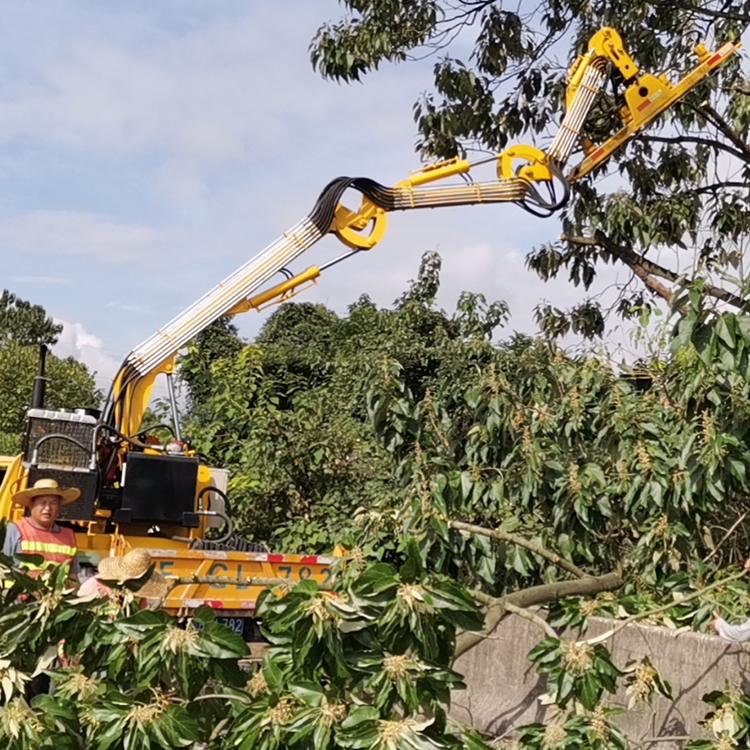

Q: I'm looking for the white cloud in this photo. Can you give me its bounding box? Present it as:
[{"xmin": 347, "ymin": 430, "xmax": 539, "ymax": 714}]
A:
[
  {"xmin": 53, "ymin": 318, "xmax": 120, "ymax": 380},
  {"xmin": 0, "ymin": 211, "xmax": 163, "ymax": 261}
]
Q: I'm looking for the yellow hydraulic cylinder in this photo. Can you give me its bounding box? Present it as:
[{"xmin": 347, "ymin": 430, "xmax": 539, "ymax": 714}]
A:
[{"xmin": 225, "ymin": 265, "xmax": 321, "ymax": 315}]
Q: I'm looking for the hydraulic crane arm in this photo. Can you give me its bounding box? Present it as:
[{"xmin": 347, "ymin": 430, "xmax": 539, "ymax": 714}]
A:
[{"xmin": 107, "ymin": 30, "xmax": 739, "ymax": 435}]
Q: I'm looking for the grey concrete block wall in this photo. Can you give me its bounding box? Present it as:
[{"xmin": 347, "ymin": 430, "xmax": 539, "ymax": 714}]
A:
[{"xmin": 451, "ymin": 613, "xmax": 750, "ymax": 748}]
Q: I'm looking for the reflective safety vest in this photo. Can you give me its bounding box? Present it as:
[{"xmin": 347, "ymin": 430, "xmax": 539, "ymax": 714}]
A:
[{"xmin": 14, "ymin": 518, "xmax": 77, "ymax": 575}]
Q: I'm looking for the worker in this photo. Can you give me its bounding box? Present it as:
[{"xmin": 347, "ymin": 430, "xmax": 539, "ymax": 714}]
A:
[
  {"xmin": 59, "ymin": 550, "xmax": 168, "ymax": 671},
  {"xmin": 710, "ymin": 556, "xmax": 750, "ymax": 641},
  {"xmin": 79, "ymin": 547, "xmax": 168, "ymax": 605},
  {"xmin": 2, "ymin": 478, "xmax": 80, "ymax": 581}
]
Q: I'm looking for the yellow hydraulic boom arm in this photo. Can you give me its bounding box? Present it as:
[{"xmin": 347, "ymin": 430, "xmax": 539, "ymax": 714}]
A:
[{"xmin": 107, "ymin": 29, "xmax": 738, "ymax": 436}]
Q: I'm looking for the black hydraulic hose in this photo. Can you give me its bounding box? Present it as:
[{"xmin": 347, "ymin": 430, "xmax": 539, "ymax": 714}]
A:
[
  {"xmin": 194, "ymin": 509, "xmax": 234, "ymax": 546},
  {"xmin": 517, "ymin": 159, "xmax": 570, "ymax": 217},
  {"xmin": 101, "ymin": 356, "xmax": 131, "ymax": 427},
  {"xmin": 197, "ymin": 485, "xmax": 233, "ymax": 517},
  {"xmin": 135, "ymin": 423, "xmax": 177, "ymax": 440},
  {"xmin": 94, "ymin": 422, "xmax": 166, "ymax": 453},
  {"xmin": 31, "ymin": 433, "xmax": 92, "ymax": 465},
  {"xmin": 306, "ymin": 169, "xmax": 571, "ymax": 236}
]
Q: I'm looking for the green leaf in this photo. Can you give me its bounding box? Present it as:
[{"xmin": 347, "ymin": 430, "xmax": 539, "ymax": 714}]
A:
[{"xmin": 288, "ymin": 681, "xmax": 325, "ymax": 707}]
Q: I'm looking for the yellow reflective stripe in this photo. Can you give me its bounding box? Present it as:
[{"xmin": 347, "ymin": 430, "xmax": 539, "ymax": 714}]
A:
[{"xmin": 20, "ymin": 541, "xmax": 76, "ymax": 556}]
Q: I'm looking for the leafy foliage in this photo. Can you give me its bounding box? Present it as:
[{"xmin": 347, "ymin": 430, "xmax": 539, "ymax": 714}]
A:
[
  {"xmin": 0, "ymin": 526, "xmax": 494, "ymax": 750},
  {"xmin": 355, "ymin": 273, "xmax": 750, "ymax": 599},
  {"xmin": 0, "ymin": 340, "xmax": 102, "ymax": 439},
  {"xmin": 527, "ymin": 637, "xmax": 621, "ymax": 710},
  {"xmin": 684, "ymin": 685, "xmax": 750, "ymax": 749},
  {"xmin": 179, "ymin": 253, "xmax": 507, "ymax": 551}
]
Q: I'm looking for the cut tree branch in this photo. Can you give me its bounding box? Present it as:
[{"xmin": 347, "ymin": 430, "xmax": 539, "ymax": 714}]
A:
[
  {"xmin": 469, "ymin": 590, "xmax": 557, "ymax": 637},
  {"xmin": 448, "ymin": 520, "xmax": 587, "ymax": 578},
  {"xmin": 454, "ymin": 572, "xmax": 623, "ymax": 658},
  {"xmin": 582, "ymin": 569, "xmax": 747, "ymax": 646}
]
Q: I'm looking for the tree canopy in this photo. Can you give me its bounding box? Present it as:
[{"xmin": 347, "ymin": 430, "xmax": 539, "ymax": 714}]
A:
[
  {"xmin": 181, "ymin": 253, "xmax": 750, "ymax": 587},
  {"xmin": 310, "ymin": 1, "xmax": 750, "ymax": 337},
  {"xmin": 166, "ymin": 252, "xmax": 750, "ymax": 747},
  {"xmin": 0, "ymin": 290, "xmax": 62, "ymax": 347},
  {"xmin": 0, "ymin": 292, "xmax": 101, "ymax": 454}
]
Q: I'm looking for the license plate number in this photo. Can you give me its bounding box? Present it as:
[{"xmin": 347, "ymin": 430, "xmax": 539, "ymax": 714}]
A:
[{"xmin": 216, "ymin": 617, "xmax": 245, "ymax": 636}]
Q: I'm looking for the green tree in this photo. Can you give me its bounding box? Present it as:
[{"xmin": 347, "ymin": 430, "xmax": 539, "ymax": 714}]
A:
[
  {"xmin": 5, "ymin": 273, "xmax": 750, "ymax": 747},
  {"xmin": 180, "ymin": 317, "xmax": 244, "ymax": 422},
  {"xmin": 0, "ymin": 292, "xmax": 101, "ymax": 453},
  {"xmin": 311, "ymin": 1, "xmax": 750, "ymax": 336},
  {"xmin": 0, "ymin": 341, "xmax": 102, "ymax": 444},
  {"xmin": 0, "ymin": 290, "xmax": 62, "ymax": 346}
]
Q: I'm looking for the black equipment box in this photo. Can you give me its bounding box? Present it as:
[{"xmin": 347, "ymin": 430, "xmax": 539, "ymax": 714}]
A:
[
  {"xmin": 117, "ymin": 453, "xmax": 199, "ymax": 527},
  {"xmin": 23, "ymin": 408, "xmax": 98, "ymax": 521}
]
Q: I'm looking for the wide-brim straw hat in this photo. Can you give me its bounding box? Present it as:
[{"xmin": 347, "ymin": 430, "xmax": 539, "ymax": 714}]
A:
[
  {"xmin": 12, "ymin": 478, "xmax": 80, "ymax": 508},
  {"xmin": 98, "ymin": 548, "xmax": 169, "ymax": 599}
]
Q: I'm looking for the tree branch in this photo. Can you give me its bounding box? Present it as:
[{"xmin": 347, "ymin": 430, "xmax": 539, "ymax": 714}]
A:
[
  {"xmin": 646, "ymin": 0, "xmax": 750, "ymax": 23},
  {"xmin": 448, "ymin": 520, "xmax": 587, "ymax": 578},
  {"xmin": 504, "ymin": 601, "xmax": 557, "ymax": 638},
  {"xmin": 582, "ymin": 570, "xmax": 747, "ymax": 646},
  {"xmin": 700, "ymin": 101, "xmax": 750, "ymax": 163},
  {"xmin": 561, "ymin": 231, "xmax": 745, "ymax": 309},
  {"xmin": 561, "ymin": 234, "xmax": 672, "ymax": 304},
  {"xmin": 191, "ymin": 693, "xmax": 251, "ymax": 704},
  {"xmin": 703, "ymin": 510, "xmax": 749, "ymax": 563},
  {"xmin": 638, "ymin": 134, "xmax": 748, "ymax": 163},
  {"xmin": 454, "ymin": 573, "xmax": 623, "ymax": 659},
  {"xmin": 504, "ymin": 572, "xmax": 622, "ymax": 609}
]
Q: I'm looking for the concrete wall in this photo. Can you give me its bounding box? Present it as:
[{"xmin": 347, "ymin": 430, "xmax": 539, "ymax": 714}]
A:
[{"xmin": 452, "ymin": 613, "xmax": 750, "ymax": 748}]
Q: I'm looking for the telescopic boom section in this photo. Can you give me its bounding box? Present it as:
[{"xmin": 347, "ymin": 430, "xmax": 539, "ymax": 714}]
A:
[{"xmin": 109, "ymin": 28, "xmax": 739, "ymax": 434}]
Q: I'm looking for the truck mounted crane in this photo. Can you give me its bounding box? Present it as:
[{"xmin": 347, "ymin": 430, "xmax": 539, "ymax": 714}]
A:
[{"xmin": 0, "ymin": 28, "xmax": 738, "ymax": 638}]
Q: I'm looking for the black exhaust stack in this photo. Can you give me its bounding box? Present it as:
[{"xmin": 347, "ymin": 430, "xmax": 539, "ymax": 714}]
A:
[{"xmin": 30, "ymin": 344, "xmax": 48, "ymax": 409}]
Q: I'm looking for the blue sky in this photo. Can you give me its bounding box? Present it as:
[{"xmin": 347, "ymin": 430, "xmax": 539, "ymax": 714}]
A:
[{"xmin": 0, "ymin": 0, "xmax": 635, "ymax": 394}]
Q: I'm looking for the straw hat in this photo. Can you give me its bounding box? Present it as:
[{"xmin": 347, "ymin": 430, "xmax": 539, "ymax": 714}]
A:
[
  {"xmin": 98, "ymin": 548, "xmax": 169, "ymax": 599},
  {"xmin": 12, "ymin": 478, "xmax": 80, "ymax": 508}
]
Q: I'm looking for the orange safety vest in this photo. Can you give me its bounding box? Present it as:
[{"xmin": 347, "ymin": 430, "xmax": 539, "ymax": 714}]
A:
[{"xmin": 14, "ymin": 518, "xmax": 77, "ymax": 575}]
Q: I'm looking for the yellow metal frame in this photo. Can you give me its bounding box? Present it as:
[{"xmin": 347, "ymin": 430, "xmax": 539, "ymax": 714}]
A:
[
  {"xmin": 568, "ymin": 40, "xmax": 740, "ymax": 180},
  {"xmin": 112, "ymin": 355, "xmax": 176, "ymax": 437}
]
